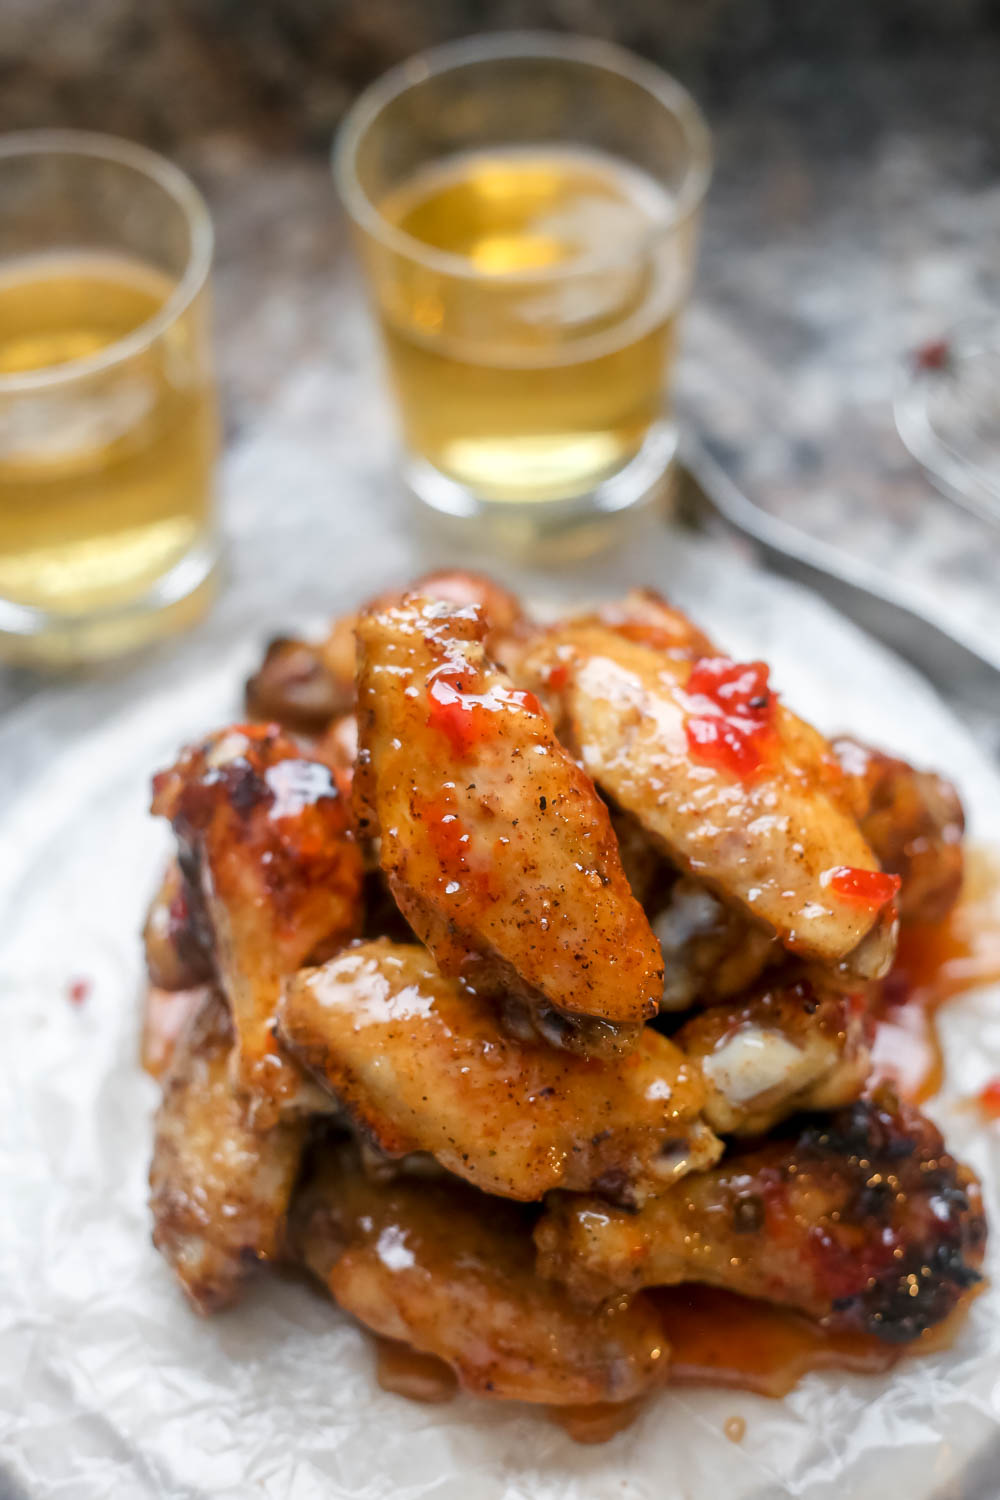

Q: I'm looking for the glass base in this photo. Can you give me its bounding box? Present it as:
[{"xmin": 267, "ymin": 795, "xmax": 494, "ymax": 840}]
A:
[
  {"xmin": 0, "ymin": 534, "xmax": 220, "ymax": 669},
  {"xmin": 403, "ymin": 420, "xmax": 678, "ymax": 560}
]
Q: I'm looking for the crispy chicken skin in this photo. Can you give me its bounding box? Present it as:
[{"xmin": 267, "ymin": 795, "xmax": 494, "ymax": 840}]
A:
[
  {"xmin": 354, "ymin": 597, "xmax": 663, "ymax": 1050},
  {"xmin": 291, "ymin": 1144, "xmax": 669, "ymax": 1405},
  {"xmin": 149, "ymin": 992, "xmax": 308, "ymax": 1313},
  {"xmin": 535, "ymin": 1095, "xmax": 986, "ymax": 1342},
  {"xmin": 834, "ymin": 738, "xmax": 965, "ymax": 925},
  {"xmin": 522, "ymin": 621, "xmax": 897, "ymax": 978},
  {"xmin": 278, "ymin": 939, "xmax": 721, "ymax": 1205},
  {"xmin": 585, "ymin": 588, "xmax": 713, "ymax": 660},
  {"xmin": 675, "ymin": 974, "xmax": 872, "ymax": 1135},
  {"xmin": 151, "ymin": 724, "xmax": 364, "ymax": 1125}
]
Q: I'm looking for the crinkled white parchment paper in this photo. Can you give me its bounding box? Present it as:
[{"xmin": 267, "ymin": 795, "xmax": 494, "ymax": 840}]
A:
[{"xmin": 3, "ymin": 534, "xmax": 1000, "ymax": 1500}]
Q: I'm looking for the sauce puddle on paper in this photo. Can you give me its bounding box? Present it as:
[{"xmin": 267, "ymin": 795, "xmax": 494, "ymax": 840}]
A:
[{"xmin": 872, "ymin": 849, "xmax": 1000, "ymax": 1102}]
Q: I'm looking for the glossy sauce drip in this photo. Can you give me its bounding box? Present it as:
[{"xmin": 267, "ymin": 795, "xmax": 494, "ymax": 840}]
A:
[
  {"xmin": 655, "ymin": 1287, "xmax": 899, "ymax": 1398},
  {"xmin": 828, "ymin": 865, "xmax": 901, "ymax": 911},
  {"xmin": 977, "ymin": 1079, "xmax": 1000, "ymax": 1117},
  {"xmin": 683, "ymin": 657, "xmax": 776, "ymax": 780},
  {"xmin": 426, "ymin": 664, "xmax": 542, "ymax": 757},
  {"xmin": 872, "ymin": 849, "xmax": 1000, "ymax": 1102},
  {"xmin": 547, "ymin": 1396, "xmax": 647, "ymax": 1444},
  {"xmin": 370, "ymin": 1282, "xmax": 980, "ymax": 1442},
  {"xmin": 374, "ymin": 1338, "xmax": 458, "ymax": 1404}
]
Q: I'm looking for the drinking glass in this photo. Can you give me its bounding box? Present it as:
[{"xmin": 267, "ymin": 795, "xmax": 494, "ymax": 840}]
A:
[
  {"xmin": 334, "ymin": 32, "xmax": 711, "ymax": 546},
  {"xmin": 0, "ymin": 130, "xmax": 218, "ymax": 666}
]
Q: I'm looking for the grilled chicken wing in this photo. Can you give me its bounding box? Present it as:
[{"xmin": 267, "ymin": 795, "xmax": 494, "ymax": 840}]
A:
[
  {"xmin": 675, "ymin": 974, "xmax": 872, "ymax": 1135},
  {"xmin": 522, "ymin": 621, "xmax": 897, "ymax": 978},
  {"xmin": 835, "ymin": 738, "xmax": 965, "ymax": 925},
  {"xmin": 535, "ymin": 1095, "xmax": 985, "ymax": 1342},
  {"xmin": 149, "ymin": 992, "xmax": 308, "ymax": 1312},
  {"xmin": 354, "ymin": 597, "xmax": 663, "ymax": 1053},
  {"xmin": 152, "ymin": 724, "xmax": 364, "ymax": 1125},
  {"xmin": 291, "ymin": 1143, "xmax": 668, "ymax": 1405},
  {"xmin": 278, "ymin": 939, "xmax": 720, "ymax": 1205}
]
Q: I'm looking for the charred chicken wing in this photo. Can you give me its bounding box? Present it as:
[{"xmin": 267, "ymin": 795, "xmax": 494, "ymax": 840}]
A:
[{"xmin": 535, "ymin": 1094, "xmax": 985, "ymax": 1341}]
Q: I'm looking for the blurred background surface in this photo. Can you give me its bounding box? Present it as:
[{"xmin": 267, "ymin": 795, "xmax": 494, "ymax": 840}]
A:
[{"xmin": 2, "ymin": 0, "xmax": 999, "ymax": 734}]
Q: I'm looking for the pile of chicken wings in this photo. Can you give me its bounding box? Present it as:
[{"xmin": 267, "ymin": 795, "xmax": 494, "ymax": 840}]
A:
[{"xmin": 143, "ymin": 571, "xmax": 986, "ymax": 1415}]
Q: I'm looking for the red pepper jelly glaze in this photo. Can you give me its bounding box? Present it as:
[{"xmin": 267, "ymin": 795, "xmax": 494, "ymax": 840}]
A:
[
  {"xmin": 828, "ymin": 865, "xmax": 902, "ymax": 912},
  {"xmin": 426, "ymin": 663, "xmax": 543, "ymax": 758},
  {"xmin": 683, "ymin": 657, "xmax": 777, "ymax": 779}
]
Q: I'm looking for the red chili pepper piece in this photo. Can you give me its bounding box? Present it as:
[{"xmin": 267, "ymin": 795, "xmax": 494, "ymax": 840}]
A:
[
  {"xmin": 67, "ymin": 977, "xmax": 91, "ymax": 1006},
  {"xmin": 426, "ymin": 676, "xmax": 493, "ymax": 757},
  {"xmin": 685, "ymin": 715, "xmax": 767, "ymax": 777},
  {"xmin": 828, "ymin": 866, "xmax": 902, "ymax": 909},
  {"xmin": 427, "ymin": 671, "xmax": 542, "ymax": 758},
  {"xmin": 684, "ymin": 656, "xmax": 776, "ymax": 779},
  {"xmin": 687, "ymin": 657, "xmax": 773, "ymax": 720}
]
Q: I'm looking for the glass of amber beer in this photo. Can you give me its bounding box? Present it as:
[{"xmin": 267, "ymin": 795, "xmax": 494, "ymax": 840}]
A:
[
  {"xmin": 0, "ymin": 131, "xmax": 218, "ymax": 665},
  {"xmin": 335, "ymin": 33, "xmax": 711, "ymax": 544}
]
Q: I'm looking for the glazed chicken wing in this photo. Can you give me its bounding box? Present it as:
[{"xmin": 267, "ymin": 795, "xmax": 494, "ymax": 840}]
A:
[
  {"xmin": 152, "ymin": 724, "xmax": 364, "ymax": 1125},
  {"xmin": 675, "ymin": 973, "xmax": 872, "ymax": 1135},
  {"xmin": 522, "ymin": 620, "xmax": 897, "ymax": 978},
  {"xmin": 535, "ymin": 1094, "xmax": 985, "ymax": 1342},
  {"xmin": 834, "ymin": 738, "xmax": 965, "ymax": 925},
  {"xmin": 354, "ymin": 597, "xmax": 663, "ymax": 1052},
  {"xmin": 149, "ymin": 992, "xmax": 308, "ymax": 1312},
  {"xmin": 278, "ymin": 939, "xmax": 721, "ymax": 1205},
  {"xmin": 291, "ymin": 1143, "xmax": 668, "ymax": 1405}
]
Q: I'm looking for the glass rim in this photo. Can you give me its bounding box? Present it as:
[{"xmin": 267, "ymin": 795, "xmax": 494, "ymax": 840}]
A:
[
  {"xmin": 332, "ymin": 30, "xmax": 713, "ymax": 284},
  {"xmin": 0, "ymin": 129, "xmax": 214, "ymax": 393}
]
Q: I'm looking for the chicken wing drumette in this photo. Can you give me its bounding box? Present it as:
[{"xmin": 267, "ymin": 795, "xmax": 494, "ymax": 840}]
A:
[
  {"xmin": 521, "ymin": 618, "xmax": 898, "ymax": 980},
  {"xmin": 150, "ymin": 992, "xmax": 308, "ymax": 1312},
  {"xmin": 277, "ymin": 939, "xmax": 720, "ymax": 1205},
  {"xmin": 291, "ymin": 1143, "xmax": 669, "ymax": 1406},
  {"xmin": 674, "ymin": 973, "xmax": 872, "ymax": 1135},
  {"xmin": 152, "ymin": 724, "xmax": 364, "ymax": 1125},
  {"xmin": 536, "ymin": 1094, "xmax": 985, "ymax": 1342},
  {"xmin": 354, "ymin": 596, "xmax": 664, "ymax": 1054}
]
